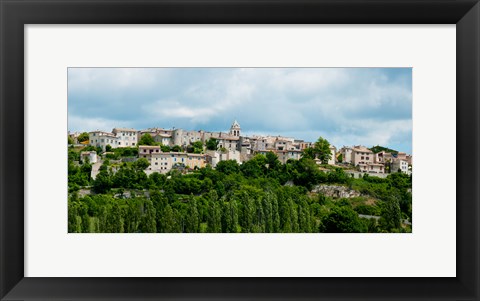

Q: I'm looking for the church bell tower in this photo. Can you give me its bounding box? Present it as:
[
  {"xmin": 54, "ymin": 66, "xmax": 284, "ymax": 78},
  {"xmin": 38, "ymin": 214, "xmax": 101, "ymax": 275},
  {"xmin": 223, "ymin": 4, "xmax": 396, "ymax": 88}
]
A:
[{"xmin": 229, "ymin": 120, "xmax": 241, "ymax": 137}]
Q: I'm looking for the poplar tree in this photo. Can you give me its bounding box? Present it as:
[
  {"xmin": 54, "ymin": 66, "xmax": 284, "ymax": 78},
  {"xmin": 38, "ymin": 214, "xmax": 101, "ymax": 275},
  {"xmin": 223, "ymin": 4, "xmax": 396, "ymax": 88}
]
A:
[
  {"xmin": 224, "ymin": 200, "xmax": 239, "ymax": 233},
  {"xmin": 161, "ymin": 205, "xmax": 176, "ymax": 233},
  {"xmin": 207, "ymin": 201, "xmax": 222, "ymax": 233},
  {"xmin": 125, "ymin": 199, "xmax": 141, "ymax": 233},
  {"xmin": 252, "ymin": 197, "xmax": 265, "ymax": 233},
  {"xmin": 185, "ymin": 197, "xmax": 200, "ymax": 233},
  {"xmin": 141, "ymin": 199, "xmax": 157, "ymax": 233},
  {"xmin": 262, "ymin": 193, "xmax": 274, "ymax": 233},
  {"xmin": 271, "ymin": 193, "xmax": 281, "ymax": 232}
]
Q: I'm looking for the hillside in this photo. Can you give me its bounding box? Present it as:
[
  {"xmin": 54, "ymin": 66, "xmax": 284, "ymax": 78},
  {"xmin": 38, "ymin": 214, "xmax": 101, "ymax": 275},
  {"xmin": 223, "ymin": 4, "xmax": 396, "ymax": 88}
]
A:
[{"xmin": 369, "ymin": 145, "xmax": 398, "ymax": 154}]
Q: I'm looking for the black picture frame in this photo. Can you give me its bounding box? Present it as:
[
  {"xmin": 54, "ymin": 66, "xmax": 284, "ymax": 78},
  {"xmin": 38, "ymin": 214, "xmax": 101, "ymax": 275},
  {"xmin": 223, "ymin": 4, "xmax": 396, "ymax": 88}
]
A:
[{"xmin": 1, "ymin": 0, "xmax": 479, "ymax": 300}]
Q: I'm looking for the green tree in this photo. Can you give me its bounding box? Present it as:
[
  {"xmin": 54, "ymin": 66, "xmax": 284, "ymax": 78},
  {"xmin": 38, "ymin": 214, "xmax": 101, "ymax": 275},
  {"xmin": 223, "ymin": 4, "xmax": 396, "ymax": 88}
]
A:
[
  {"xmin": 314, "ymin": 137, "xmax": 332, "ymax": 164},
  {"xmin": 161, "ymin": 205, "xmax": 178, "ymax": 232},
  {"xmin": 68, "ymin": 135, "xmax": 74, "ymax": 144},
  {"xmin": 301, "ymin": 137, "xmax": 332, "ymax": 164},
  {"xmin": 206, "ymin": 138, "xmax": 219, "ymax": 151},
  {"xmin": 302, "ymin": 147, "xmax": 316, "ymax": 160},
  {"xmin": 192, "ymin": 141, "xmax": 204, "ymax": 154},
  {"xmin": 369, "ymin": 145, "xmax": 398, "ymax": 154},
  {"xmin": 104, "ymin": 202, "xmax": 124, "ymax": 233},
  {"xmin": 141, "ymin": 199, "xmax": 157, "ymax": 233},
  {"xmin": 124, "ymin": 199, "xmax": 141, "ymax": 233},
  {"xmin": 105, "ymin": 144, "xmax": 112, "ymax": 152},
  {"xmin": 223, "ymin": 199, "xmax": 239, "ymax": 233},
  {"xmin": 262, "ymin": 193, "xmax": 274, "ymax": 233},
  {"xmin": 271, "ymin": 193, "xmax": 281, "ymax": 232},
  {"xmin": 379, "ymin": 196, "xmax": 402, "ymax": 231},
  {"xmin": 171, "ymin": 145, "xmax": 182, "ymax": 152},
  {"xmin": 92, "ymin": 170, "xmax": 112, "ymax": 193},
  {"xmin": 185, "ymin": 197, "xmax": 200, "ymax": 233},
  {"xmin": 68, "ymin": 200, "xmax": 82, "ymax": 233},
  {"xmin": 266, "ymin": 151, "xmax": 281, "ymax": 172},
  {"xmin": 138, "ymin": 133, "xmax": 156, "ymax": 146},
  {"xmin": 288, "ymin": 158, "xmax": 321, "ymax": 189},
  {"xmin": 149, "ymin": 172, "xmax": 166, "ymax": 188},
  {"xmin": 297, "ymin": 197, "xmax": 312, "ymax": 233},
  {"xmin": 133, "ymin": 158, "xmax": 150, "ymax": 171},
  {"xmin": 240, "ymin": 154, "xmax": 267, "ymax": 178},
  {"xmin": 77, "ymin": 132, "xmax": 89, "ymax": 143},
  {"xmin": 251, "ymin": 197, "xmax": 266, "ymax": 233},
  {"xmin": 207, "ymin": 200, "xmax": 222, "ymax": 232},
  {"xmin": 322, "ymin": 205, "xmax": 366, "ymax": 233},
  {"xmin": 216, "ymin": 160, "xmax": 240, "ymax": 175}
]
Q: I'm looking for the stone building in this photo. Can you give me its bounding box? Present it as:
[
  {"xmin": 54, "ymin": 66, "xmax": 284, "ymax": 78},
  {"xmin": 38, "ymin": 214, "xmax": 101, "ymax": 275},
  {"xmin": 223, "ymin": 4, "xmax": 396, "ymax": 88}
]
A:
[
  {"xmin": 88, "ymin": 131, "xmax": 118, "ymax": 151},
  {"xmin": 112, "ymin": 128, "xmax": 138, "ymax": 147}
]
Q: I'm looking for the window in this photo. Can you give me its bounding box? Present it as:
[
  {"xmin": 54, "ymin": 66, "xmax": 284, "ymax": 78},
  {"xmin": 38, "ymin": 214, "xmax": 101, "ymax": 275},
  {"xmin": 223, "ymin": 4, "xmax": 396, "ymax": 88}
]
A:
[
  {"xmin": 366, "ymin": 157, "xmax": 369, "ymax": 160},
  {"xmin": 155, "ymin": 162, "xmax": 158, "ymax": 165},
  {"xmin": 361, "ymin": 156, "xmax": 364, "ymax": 160}
]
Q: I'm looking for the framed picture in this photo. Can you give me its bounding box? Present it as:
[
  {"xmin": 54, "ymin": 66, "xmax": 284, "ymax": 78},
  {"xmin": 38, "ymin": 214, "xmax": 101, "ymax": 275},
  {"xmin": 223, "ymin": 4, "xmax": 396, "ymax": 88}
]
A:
[{"xmin": 1, "ymin": 0, "xmax": 479, "ymax": 300}]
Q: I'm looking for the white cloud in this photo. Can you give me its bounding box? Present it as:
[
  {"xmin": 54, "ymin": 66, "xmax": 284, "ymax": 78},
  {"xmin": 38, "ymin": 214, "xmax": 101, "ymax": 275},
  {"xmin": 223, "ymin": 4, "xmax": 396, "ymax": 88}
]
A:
[
  {"xmin": 68, "ymin": 115, "xmax": 133, "ymax": 132},
  {"xmin": 68, "ymin": 67, "xmax": 412, "ymax": 152}
]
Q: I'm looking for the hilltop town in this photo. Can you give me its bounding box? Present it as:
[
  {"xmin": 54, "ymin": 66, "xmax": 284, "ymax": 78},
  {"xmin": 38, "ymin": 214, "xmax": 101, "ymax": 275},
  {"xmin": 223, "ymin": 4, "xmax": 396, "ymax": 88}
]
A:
[
  {"xmin": 69, "ymin": 120, "xmax": 412, "ymax": 179},
  {"xmin": 68, "ymin": 120, "xmax": 413, "ymax": 234}
]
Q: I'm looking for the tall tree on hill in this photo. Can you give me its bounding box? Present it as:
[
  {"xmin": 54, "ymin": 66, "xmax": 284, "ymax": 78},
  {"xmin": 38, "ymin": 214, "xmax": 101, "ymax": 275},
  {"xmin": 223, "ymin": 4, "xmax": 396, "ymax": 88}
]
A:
[
  {"xmin": 314, "ymin": 137, "xmax": 332, "ymax": 164},
  {"xmin": 302, "ymin": 137, "xmax": 332, "ymax": 164}
]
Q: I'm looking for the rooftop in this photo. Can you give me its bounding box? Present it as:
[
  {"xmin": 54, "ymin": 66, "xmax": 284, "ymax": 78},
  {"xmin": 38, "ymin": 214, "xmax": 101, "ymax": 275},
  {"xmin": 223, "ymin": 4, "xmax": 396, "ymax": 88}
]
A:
[{"xmin": 113, "ymin": 128, "xmax": 137, "ymax": 132}]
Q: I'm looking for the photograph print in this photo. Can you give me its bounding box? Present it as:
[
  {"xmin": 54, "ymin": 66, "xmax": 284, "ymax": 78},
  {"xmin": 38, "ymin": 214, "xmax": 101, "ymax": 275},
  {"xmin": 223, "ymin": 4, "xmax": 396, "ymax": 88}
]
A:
[{"xmin": 68, "ymin": 67, "xmax": 412, "ymax": 233}]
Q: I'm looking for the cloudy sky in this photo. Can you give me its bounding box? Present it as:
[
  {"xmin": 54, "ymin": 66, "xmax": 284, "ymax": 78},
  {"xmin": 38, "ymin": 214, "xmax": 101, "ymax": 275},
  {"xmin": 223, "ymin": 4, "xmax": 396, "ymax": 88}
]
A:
[{"xmin": 68, "ymin": 68, "xmax": 412, "ymax": 153}]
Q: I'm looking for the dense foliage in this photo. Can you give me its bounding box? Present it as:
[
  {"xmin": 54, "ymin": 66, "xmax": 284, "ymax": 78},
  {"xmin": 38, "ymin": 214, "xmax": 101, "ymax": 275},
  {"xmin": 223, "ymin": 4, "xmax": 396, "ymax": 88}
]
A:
[
  {"xmin": 369, "ymin": 145, "xmax": 398, "ymax": 154},
  {"xmin": 68, "ymin": 146, "xmax": 412, "ymax": 233},
  {"xmin": 77, "ymin": 132, "xmax": 90, "ymax": 143}
]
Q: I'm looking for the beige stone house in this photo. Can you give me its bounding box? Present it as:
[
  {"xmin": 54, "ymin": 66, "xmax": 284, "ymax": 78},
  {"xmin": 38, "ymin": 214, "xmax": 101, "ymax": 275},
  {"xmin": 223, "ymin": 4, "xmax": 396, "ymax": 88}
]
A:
[{"xmin": 351, "ymin": 145, "xmax": 374, "ymax": 166}]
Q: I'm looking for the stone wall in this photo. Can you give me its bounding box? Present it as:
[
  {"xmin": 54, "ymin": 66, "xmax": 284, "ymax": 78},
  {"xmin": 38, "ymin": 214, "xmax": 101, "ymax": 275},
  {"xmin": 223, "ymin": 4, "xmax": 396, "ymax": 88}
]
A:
[{"xmin": 311, "ymin": 184, "xmax": 362, "ymax": 199}]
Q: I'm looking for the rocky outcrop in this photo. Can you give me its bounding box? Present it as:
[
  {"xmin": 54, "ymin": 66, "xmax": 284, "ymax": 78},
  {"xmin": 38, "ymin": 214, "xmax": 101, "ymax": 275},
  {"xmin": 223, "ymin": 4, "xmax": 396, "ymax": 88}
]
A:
[{"xmin": 311, "ymin": 185, "xmax": 362, "ymax": 199}]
